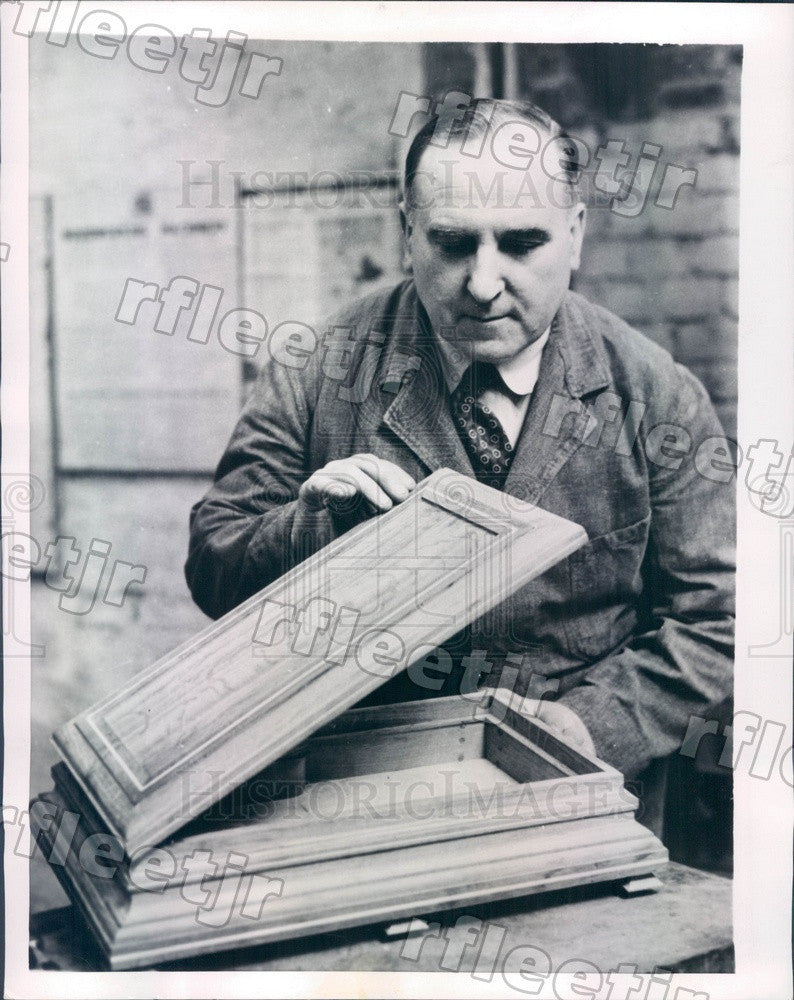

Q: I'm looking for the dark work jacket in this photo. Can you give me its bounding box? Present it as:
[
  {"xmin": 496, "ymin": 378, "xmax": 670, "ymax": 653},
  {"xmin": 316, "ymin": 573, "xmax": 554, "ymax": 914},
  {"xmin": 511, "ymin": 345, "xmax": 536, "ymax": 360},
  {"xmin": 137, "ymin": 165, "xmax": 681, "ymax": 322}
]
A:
[{"xmin": 185, "ymin": 281, "xmax": 735, "ymax": 781}]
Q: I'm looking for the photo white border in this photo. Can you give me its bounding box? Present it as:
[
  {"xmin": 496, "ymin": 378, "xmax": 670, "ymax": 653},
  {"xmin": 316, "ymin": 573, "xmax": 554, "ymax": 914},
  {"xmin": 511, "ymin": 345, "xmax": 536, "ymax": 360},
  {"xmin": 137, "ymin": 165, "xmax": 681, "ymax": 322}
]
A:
[{"xmin": 3, "ymin": 2, "xmax": 792, "ymax": 998}]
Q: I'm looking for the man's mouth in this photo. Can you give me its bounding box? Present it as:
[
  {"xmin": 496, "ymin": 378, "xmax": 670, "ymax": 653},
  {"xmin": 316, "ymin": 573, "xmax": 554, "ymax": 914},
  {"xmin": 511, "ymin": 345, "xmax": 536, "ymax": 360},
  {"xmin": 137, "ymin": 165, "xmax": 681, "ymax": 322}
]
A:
[{"xmin": 461, "ymin": 313, "xmax": 512, "ymax": 323}]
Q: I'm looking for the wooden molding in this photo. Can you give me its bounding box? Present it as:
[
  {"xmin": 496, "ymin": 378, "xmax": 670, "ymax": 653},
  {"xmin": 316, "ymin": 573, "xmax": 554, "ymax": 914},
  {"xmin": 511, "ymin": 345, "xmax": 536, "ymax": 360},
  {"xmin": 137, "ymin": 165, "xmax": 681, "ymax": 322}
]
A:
[
  {"xmin": 35, "ymin": 692, "xmax": 668, "ymax": 970},
  {"xmin": 52, "ymin": 470, "xmax": 588, "ymax": 853}
]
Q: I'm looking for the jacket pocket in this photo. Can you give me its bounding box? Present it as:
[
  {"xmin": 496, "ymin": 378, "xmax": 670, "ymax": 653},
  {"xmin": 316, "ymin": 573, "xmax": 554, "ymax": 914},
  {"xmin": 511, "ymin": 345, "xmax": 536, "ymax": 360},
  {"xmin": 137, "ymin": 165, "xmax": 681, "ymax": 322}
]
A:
[{"xmin": 564, "ymin": 513, "xmax": 652, "ymax": 661}]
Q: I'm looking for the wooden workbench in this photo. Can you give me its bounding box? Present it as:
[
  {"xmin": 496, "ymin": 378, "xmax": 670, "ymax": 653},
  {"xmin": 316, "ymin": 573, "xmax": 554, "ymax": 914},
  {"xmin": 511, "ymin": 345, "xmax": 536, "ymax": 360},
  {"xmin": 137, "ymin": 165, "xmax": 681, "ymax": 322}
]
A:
[{"xmin": 29, "ymin": 862, "xmax": 733, "ymax": 974}]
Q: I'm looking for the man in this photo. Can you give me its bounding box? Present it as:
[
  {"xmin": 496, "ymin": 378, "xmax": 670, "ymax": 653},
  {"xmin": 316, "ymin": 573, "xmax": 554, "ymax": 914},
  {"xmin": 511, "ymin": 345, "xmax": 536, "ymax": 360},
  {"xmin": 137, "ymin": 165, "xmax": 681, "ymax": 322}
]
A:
[{"xmin": 185, "ymin": 99, "xmax": 734, "ymax": 807}]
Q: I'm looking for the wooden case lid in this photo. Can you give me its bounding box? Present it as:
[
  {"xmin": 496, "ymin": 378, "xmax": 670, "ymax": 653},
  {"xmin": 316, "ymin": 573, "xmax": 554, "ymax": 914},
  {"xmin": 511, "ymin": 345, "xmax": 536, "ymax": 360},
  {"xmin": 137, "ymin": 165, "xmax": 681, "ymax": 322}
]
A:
[{"xmin": 52, "ymin": 470, "xmax": 587, "ymax": 854}]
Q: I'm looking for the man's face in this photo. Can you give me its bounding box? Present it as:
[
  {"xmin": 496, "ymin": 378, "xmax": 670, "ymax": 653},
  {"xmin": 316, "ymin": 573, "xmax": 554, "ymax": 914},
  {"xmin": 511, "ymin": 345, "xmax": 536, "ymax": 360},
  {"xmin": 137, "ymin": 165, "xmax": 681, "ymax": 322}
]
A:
[{"xmin": 403, "ymin": 139, "xmax": 586, "ymax": 364}]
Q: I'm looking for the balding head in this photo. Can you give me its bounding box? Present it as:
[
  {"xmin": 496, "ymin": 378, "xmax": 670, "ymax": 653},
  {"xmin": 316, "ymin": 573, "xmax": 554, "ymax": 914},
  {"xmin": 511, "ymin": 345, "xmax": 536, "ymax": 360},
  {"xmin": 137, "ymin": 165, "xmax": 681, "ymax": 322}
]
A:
[{"xmin": 403, "ymin": 97, "xmax": 582, "ymax": 214}]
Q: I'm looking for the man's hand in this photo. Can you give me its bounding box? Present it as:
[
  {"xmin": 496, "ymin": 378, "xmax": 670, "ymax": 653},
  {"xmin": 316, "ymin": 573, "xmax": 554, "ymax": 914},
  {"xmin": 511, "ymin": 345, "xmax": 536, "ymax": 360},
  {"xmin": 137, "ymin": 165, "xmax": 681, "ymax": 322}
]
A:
[
  {"xmin": 298, "ymin": 454, "xmax": 416, "ymax": 515},
  {"xmin": 517, "ymin": 697, "xmax": 597, "ymax": 757}
]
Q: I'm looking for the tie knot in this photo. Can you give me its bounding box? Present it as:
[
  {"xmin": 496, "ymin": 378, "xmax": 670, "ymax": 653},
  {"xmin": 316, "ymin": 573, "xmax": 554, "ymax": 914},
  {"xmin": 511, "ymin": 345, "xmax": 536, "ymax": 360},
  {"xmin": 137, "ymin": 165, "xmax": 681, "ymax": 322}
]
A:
[{"xmin": 456, "ymin": 361, "xmax": 503, "ymax": 401}]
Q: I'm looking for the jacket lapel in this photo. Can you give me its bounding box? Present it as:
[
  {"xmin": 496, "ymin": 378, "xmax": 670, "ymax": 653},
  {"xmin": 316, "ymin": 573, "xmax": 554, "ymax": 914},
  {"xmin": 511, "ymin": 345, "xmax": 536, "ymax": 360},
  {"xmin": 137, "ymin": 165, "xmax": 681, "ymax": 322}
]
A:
[
  {"xmin": 380, "ymin": 292, "xmax": 473, "ymax": 476},
  {"xmin": 504, "ymin": 292, "xmax": 612, "ymax": 504}
]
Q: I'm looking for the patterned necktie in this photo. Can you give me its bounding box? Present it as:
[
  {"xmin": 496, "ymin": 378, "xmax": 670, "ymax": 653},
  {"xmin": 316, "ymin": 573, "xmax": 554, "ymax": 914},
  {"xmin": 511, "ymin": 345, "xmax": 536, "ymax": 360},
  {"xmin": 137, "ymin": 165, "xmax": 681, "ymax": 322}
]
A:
[{"xmin": 450, "ymin": 362, "xmax": 515, "ymax": 491}]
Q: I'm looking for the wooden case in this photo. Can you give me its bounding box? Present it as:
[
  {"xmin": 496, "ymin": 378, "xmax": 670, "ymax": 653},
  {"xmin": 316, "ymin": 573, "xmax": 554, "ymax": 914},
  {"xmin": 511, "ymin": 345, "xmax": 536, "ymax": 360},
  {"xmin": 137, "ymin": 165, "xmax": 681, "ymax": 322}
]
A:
[{"xmin": 32, "ymin": 470, "xmax": 668, "ymax": 969}]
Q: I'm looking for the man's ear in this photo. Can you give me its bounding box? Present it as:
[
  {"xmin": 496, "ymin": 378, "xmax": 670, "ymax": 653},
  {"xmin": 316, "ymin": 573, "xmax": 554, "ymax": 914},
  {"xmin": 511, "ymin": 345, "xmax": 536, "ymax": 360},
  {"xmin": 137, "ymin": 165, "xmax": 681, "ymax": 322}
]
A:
[
  {"xmin": 398, "ymin": 201, "xmax": 412, "ymax": 240},
  {"xmin": 568, "ymin": 201, "xmax": 587, "ymax": 271},
  {"xmin": 398, "ymin": 201, "xmax": 414, "ymax": 273}
]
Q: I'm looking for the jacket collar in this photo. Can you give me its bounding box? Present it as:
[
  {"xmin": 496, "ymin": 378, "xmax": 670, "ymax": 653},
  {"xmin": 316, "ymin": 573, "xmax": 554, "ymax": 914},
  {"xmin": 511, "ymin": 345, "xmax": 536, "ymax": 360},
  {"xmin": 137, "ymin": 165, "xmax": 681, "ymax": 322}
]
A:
[
  {"xmin": 378, "ymin": 286, "xmax": 472, "ymax": 474},
  {"xmin": 552, "ymin": 291, "xmax": 612, "ymax": 398}
]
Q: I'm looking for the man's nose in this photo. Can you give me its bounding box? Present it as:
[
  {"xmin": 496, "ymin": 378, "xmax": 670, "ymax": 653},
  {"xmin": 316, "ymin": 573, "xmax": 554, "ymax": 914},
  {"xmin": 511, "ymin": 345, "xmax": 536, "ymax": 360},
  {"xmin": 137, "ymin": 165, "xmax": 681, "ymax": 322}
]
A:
[{"xmin": 466, "ymin": 246, "xmax": 505, "ymax": 304}]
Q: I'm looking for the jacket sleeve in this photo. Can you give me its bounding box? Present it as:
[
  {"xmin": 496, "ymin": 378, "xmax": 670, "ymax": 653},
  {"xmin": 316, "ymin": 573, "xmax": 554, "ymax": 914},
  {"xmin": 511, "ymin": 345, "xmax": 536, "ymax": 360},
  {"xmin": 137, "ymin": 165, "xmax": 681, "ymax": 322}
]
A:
[
  {"xmin": 185, "ymin": 344, "xmax": 334, "ymax": 620},
  {"xmin": 557, "ymin": 365, "xmax": 735, "ymax": 779}
]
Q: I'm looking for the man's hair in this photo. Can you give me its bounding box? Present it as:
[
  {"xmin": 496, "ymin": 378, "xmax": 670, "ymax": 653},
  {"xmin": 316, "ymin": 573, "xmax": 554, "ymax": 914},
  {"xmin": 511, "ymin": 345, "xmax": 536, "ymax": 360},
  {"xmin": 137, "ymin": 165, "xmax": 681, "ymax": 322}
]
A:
[{"xmin": 402, "ymin": 97, "xmax": 581, "ymax": 205}]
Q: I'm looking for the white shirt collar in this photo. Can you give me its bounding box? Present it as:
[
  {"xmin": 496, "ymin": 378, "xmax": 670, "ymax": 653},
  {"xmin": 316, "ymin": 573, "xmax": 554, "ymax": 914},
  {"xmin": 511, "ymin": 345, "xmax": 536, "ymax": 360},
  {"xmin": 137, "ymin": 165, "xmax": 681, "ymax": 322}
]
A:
[
  {"xmin": 495, "ymin": 326, "xmax": 550, "ymax": 397},
  {"xmin": 434, "ymin": 324, "xmax": 551, "ymax": 397}
]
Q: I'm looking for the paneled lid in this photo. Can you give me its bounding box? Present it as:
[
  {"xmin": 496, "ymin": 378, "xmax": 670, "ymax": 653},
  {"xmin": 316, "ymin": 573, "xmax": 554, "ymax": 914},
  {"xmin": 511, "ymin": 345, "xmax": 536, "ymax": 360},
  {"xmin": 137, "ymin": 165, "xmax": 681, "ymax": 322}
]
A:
[{"xmin": 53, "ymin": 470, "xmax": 587, "ymax": 853}]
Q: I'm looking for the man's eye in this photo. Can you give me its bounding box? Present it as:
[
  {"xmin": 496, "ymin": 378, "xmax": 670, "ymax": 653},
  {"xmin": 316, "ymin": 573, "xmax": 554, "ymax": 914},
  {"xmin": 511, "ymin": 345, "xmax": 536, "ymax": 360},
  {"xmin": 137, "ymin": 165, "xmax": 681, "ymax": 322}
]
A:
[
  {"xmin": 435, "ymin": 237, "xmax": 476, "ymax": 257},
  {"xmin": 500, "ymin": 238, "xmax": 546, "ymax": 256}
]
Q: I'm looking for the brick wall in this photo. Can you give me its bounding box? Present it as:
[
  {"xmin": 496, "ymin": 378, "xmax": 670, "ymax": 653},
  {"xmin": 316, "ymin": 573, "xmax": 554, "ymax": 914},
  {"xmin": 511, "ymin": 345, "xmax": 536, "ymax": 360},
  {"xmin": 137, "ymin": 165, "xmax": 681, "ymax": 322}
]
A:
[{"xmin": 508, "ymin": 44, "xmax": 741, "ymax": 439}]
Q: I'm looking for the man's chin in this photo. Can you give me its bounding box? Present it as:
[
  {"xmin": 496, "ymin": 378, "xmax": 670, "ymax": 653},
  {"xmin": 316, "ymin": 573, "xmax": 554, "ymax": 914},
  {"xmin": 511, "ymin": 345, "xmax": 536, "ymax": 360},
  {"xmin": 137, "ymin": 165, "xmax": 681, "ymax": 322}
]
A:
[{"xmin": 454, "ymin": 317, "xmax": 529, "ymax": 361}]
